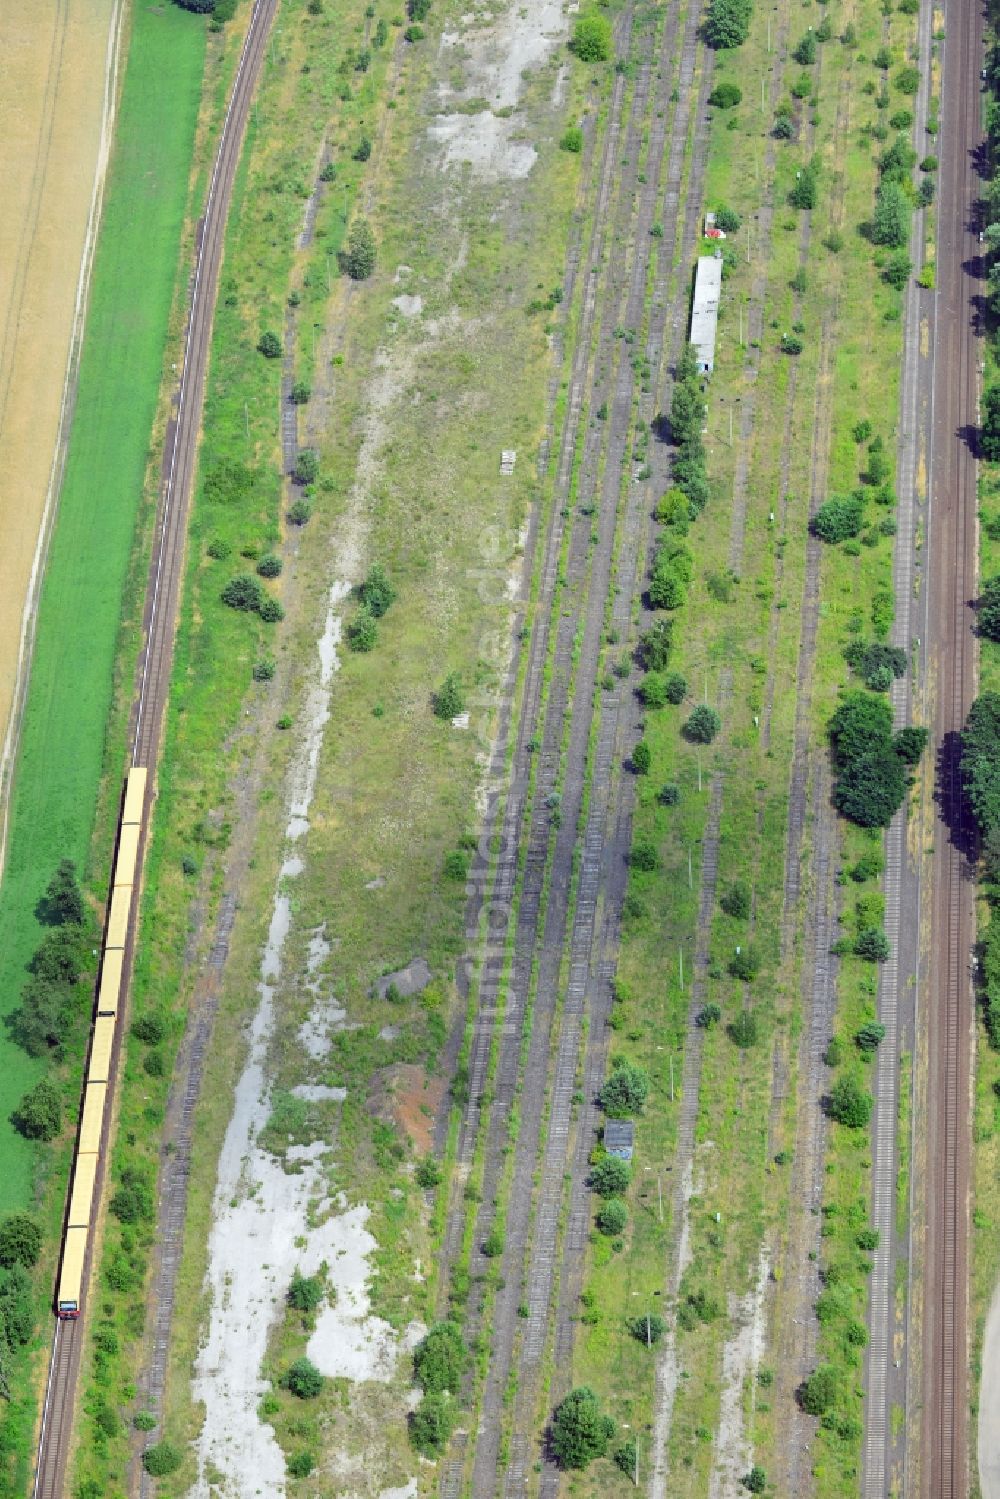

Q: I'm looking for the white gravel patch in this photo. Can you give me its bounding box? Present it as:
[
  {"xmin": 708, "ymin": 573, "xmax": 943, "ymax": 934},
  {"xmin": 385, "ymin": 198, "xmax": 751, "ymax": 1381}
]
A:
[
  {"xmin": 291, "ymin": 1083, "xmax": 347, "ymax": 1103},
  {"xmin": 380, "ymin": 1482, "xmax": 418, "ymax": 1499},
  {"xmin": 305, "ymin": 1203, "xmax": 400, "ymax": 1382},
  {"xmin": 392, "ymin": 293, "xmax": 423, "ymax": 317},
  {"xmin": 709, "ymin": 1248, "xmax": 770, "ymax": 1498},
  {"xmin": 429, "ymin": 0, "xmax": 567, "ymax": 180}
]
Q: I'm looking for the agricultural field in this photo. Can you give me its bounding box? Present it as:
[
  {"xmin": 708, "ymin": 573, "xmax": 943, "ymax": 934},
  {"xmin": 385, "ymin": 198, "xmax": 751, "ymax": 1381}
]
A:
[
  {"xmin": 0, "ymin": 0, "xmax": 120, "ymax": 787},
  {"xmin": 3, "ymin": 0, "xmax": 979, "ymax": 1494}
]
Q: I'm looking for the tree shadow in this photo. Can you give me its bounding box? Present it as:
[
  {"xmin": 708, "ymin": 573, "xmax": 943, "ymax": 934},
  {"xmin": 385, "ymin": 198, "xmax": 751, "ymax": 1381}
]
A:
[{"xmin": 935, "ymin": 730, "xmax": 979, "ymax": 862}]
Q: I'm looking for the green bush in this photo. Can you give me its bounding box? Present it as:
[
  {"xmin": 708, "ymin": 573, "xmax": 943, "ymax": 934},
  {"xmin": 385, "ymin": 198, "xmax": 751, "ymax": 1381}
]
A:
[
  {"xmin": 729, "ymin": 945, "xmax": 760, "ymax": 981},
  {"xmin": 798, "ymin": 1365, "xmax": 838, "ymax": 1415},
  {"xmin": 857, "ymin": 1228, "xmax": 880, "ymax": 1251},
  {"xmin": 290, "ymin": 380, "xmax": 311, "ymax": 404},
  {"xmin": 715, "ymin": 205, "xmax": 741, "ymax": 233},
  {"xmin": 855, "ymin": 928, "xmax": 890, "ymax": 962},
  {"xmin": 743, "ymin": 1468, "xmax": 767, "ymax": 1494},
  {"xmin": 288, "ymin": 1452, "xmax": 315, "ymax": 1478},
  {"xmin": 627, "ymin": 1312, "xmax": 665, "ymax": 1344},
  {"xmin": 257, "ymin": 330, "xmax": 281, "ymax": 359},
  {"xmin": 143, "ymin": 1048, "xmax": 165, "ymax": 1077},
  {"xmin": 894, "ymin": 64, "xmax": 920, "ymax": 94},
  {"xmin": 728, "ymin": 1009, "xmax": 759, "ymax": 1048},
  {"xmin": 882, "ymin": 250, "xmax": 911, "ymax": 288},
  {"xmin": 632, "ymin": 740, "xmax": 652, "ymax": 775},
  {"xmin": 721, "ymin": 882, "xmax": 751, "ymax": 918},
  {"xmin": 413, "ymin": 1320, "xmax": 467, "ymax": 1394},
  {"xmin": 639, "ymin": 674, "xmax": 669, "ymax": 708},
  {"xmin": 793, "ymin": 32, "xmax": 816, "ymax": 63},
  {"xmin": 708, "ymin": 81, "xmax": 742, "ymax": 107},
  {"xmin": 638, "ymin": 619, "xmax": 673, "ymax": 669},
  {"xmin": 294, "ymin": 448, "xmax": 319, "ymax": 485},
  {"xmin": 221, "ymin": 574, "xmax": 264, "ymax": 612},
  {"xmin": 704, "ymin": 0, "xmax": 753, "ymax": 49},
  {"xmin": 284, "ymin": 1357, "xmax": 324, "ymax": 1398},
  {"xmin": 347, "ymin": 607, "xmax": 378, "ymax": 652},
  {"xmin": 659, "ymin": 782, "xmax": 681, "ymax": 805},
  {"xmin": 288, "ymin": 1269, "xmax": 324, "ymax": 1313},
  {"xmin": 598, "ymin": 1060, "xmax": 649, "ymax": 1117},
  {"xmin": 142, "ymin": 1442, "xmax": 182, "ymax": 1477},
  {"xmin": 855, "ymin": 1021, "xmax": 887, "ymax": 1051},
  {"xmin": 629, "ymin": 840, "xmax": 658, "ymax": 871},
  {"xmin": 483, "ymin": 1225, "xmax": 504, "ymax": 1257},
  {"xmin": 550, "ymin": 1387, "xmax": 615, "ymax": 1469},
  {"xmin": 0, "ymin": 1215, "xmax": 41, "ymax": 1269},
  {"xmin": 12, "ymin": 1077, "xmax": 62, "ymax": 1141},
  {"xmin": 110, "ymin": 1167, "xmax": 154, "ymax": 1225},
  {"xmin": 560, "ymin": 126, "xmax": 584, "ymax": 152},
  {"xmin": 664, "ymin": 671, "xmax": 687, "ymax": 703},
  {"xmin": 433, "ymin": 672, "xmax": 465, "ymax": 719},
  {"xmin": 683, "ymin": 704, "xmax": 721, "ymax": 743},
  {"xmin": 133, "ymin": 1411, "xmax": 157, "ymax": 1432},
  {"xmin": 811, "ymin": 494, "xmax": 863, "ymax": 542},
  {"xmin": 696, "ymin": 1002, "xmax": 721, "ymax": 1029},
  {"xmin": 359, "ymin": 562, "xmax": 396, "ymax": 618},
  {"xmin": 410, "ymin": 1392, "xmax": 455, "ymax": 1455},
  {"xmin": 416, "ymin": 1157, "xmax": 442, "ymax": 1189},
  {"xmin": 344, "ymin": 217, "xmax": 377, "ymax": 280},
  {"xmin": 589, "ymin": 1155, "xmax": 631, "ymax": 1197},
  {"xmin": 287, "ymin": 499, "xmax": 312, "ymax": 526},
  {"xmin": 259, "ymin": 596, "xmax": 284, "ymax": 624},
  {"xmin": 256, "ymin": 553, "xmax": 282, "ymax": 579},
  {"xmin": 596, "ymin": 1198, "xmax": 628, "ymax": 1236},
  {"xmin": 569, "ymin": 13, "xmax": 612, "ymax": 60},
  {"xmin": 826, "ymin": 1074, "xmax": 873, "ymax": 1128}
]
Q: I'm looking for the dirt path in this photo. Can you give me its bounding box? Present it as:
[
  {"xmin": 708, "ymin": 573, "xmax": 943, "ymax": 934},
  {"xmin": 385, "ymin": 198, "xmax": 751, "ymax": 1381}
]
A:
[{"xmin": 0, "ymin": 0, "xmax": 122, "ymax": 824}]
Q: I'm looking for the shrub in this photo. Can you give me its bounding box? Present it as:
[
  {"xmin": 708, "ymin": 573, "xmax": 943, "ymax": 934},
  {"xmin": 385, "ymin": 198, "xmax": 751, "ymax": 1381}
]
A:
[
  {"xmin": 811, "ymin": 494, "xmax": 863, "ymax": 542},
  {"xmin": 773, "ymin": 114, "xmax": 794, "ymax": 138},
  {"xmin": 659, "ymin": 782, "xmax": 681, "ymax": 805},
  {"xmin": 638, "ymin": 619, "xmax": 673, "ymax": 669},
  {"xmin": 895, "ymin": 64, "xmax": 920, "ymax": 94},
  {"xmin": 288, "ymin": 1453, "xmax": 315, "ymax": 1478},
  {"xmin": 882, "ymin": 250, "xmax": 911, "ymax": 288},
  {"xmin": 598, "ymin": 1060, "xmax": 649, "ymax": 1116},
  {"xmin": 132, "ymin": 1013, "xmax": 166, "ymax": 1047},
  {"xmin": 257, "ymin": 553, "xmax": 282, "ymax": 579},
  {"xmin": 413, "ymin": 1320, "xmax": 466, "ymax": 1394},
  {"xmin": 639, "ymin": 674, "xmax": 669, "ymax": 709},
  {"xmin": 708, "ymin": 81, "xmax": 742, "ymax": 107},
  {"xmin": 143, "ymin": 1048, "xmax": 165, "ymax": 1077},
  {"xmin": 664, "ymin": 672, "xmax": 687, "ymax": 703},
  {"xmin": 627, "ymin": 1312, "xmax": 665, "ymax": 1344},
  {"xmin": 403, "ymin": 23, "xmax": 424, "ymax": 39},
  {"xmin": 433, "ymin": 673, "xmax": 465, "ymax": 720},
  {"xmin": 252, "ymin": 658, "xmax": 276, "ymax": 682},
  {"xmin": 483, "ymin": 1224, "xmax": 504, "ymax": 1257},
  {"xmin": 704, "ymin": 0, "xmax": 753, "ymax": 49},
  {"xmin": 347, "ymin": 607, "xmax": 378, "ymax": 652},
  {"xmin": 290, "ymin": 380, "xmax": 311, "ymax": 404},
  {"xmin": 206, "ymin": 537, "xmax": 230, "ymax": 560},
  {"xmin": 729, "ymin": 945, "xmax": 760, "ymax": 981},
  {"xmin": 443, "ymin": 849, "xmax": 469, "ymax": 881},
  {"xmin": 696, "ymin": 1002, "xmax": 721, "ymax": 1029},
  {"xmin": 728, "ymin": 1009, "xmax": 760, "ymax": 1048},
  {"xmin": 856, "ymin": 1021, "xmax": 887, "ymax": 1052},
  {"xmin": 743, "ymin": 1469, "xmax": 767, "ymax": 1494},
  {"xmin": 721, "ymin": 882, "xmax": 751, "ymax": 919},
  {"xmin": 257, "ymin": 330, "xmax": 281, "ymax": 359},
  {"xmin": 569, "ymin": 13, "xmax": 612, "ymax": 61},
  {"xmin": 684, "ymin": 705, "xmax": 721, "ymax": 743},
  {"xmin": 416, "ymin": 1157, "xmax": 442, "ymax": 1189},
  {"xmin": 221, "ymin": 574, "xmax": 263, "ymax": 613},
  {"xmin": 410, "ymin": 1392, "xmax": 455, "ymax": 1455},
  {"xmin": 798, "ymin": 1365, "xmax": 838, "ymax": 1415},
  {"xmin": 589, "ymin": 1156, "xmax": 631, "ymax": 1197},
  {"xmin": 133, "ymin": 1411, "xmax": 157, "ymax": 1432},
  {"xmin": 715, "ymin": 205, "xmax": 741, "ymax": 233},
  {"xmin": 629, "ymin": 840, "xmax": 658, "ymax": 872},
  {"xmin": 781, "ymin": 333, "xmax": 804, "ymax": 355},
  {"xmin": 288, "ymin": 499, "xmax": 312, "ymax": 526},
  {"xmin": 551, "ymin": 1387, "xmax": 615, "ymax": 1469},
  {"xmin": 857, "ymin": 1228, "xmax": 880, "ymax": 1251},
  {"xmin": 632, "ymin": 740, "xmax": 651, "ymax": 775},
  {"xmin": 855, "ymin": 927, "xmax": 890, "ymax": 962},
  {"xmin": 353, "ymin": 135, "xmax": 372, "ymax": 161},
  {"xmin": 0, "ymin": 1215, "xmax": 41, "ymax": 1269},
  {"xmin": 344, "ymin": 217, "xmax": 377, "ymax": 280},
  {"xmin": 12, "ymin": 1077, "xmax": 61, "ymax": 1141},
  {"xmin": 794, "ymin": 32, "xmax": 816, "ymax": 63},
  {"xmin": 560, "ymin": 126, "xmax": 584, "ymax": 152},
  {"xmin": 826, "ymin": 1074, "xmax": 873, "ymax": 1128},
  {"xmin": 288, "ymin": 1269, "xmax": 324, "ymax": 1313},
  {"xmin": 614, "ymin": 1441, "xmax": 637, "ymax": 1476},
  {"xmin": 649, "ymin": 565, "xmax": 687, "ymax": 609},
  {"xmin": 110, "ymin": 1167, "xmax": 154, "ymax": 1225},
  {"xmin": 284, "ymin": 1357, "xmax": 324, "ymax": 1398},
  {"xmin": 871, "ymin": 180, "xmax": 910, "ymax": 247},
  {"xmin": 259, "ymin": 596, "xmax": 284, "ymax": 624},
  {"xmin": 596, "ymin": 1198, "xmax": 628, "ymax": 1236},
  {"xmin": 142, "ymin": 1442, "xmax": 182, "ymax": 1477}
]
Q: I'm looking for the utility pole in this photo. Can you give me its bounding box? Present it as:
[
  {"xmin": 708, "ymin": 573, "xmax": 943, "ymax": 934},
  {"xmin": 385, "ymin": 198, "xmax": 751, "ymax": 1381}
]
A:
[{"xmin": 679, "ymin": 949, "xmax": 684, "ymax": 990}]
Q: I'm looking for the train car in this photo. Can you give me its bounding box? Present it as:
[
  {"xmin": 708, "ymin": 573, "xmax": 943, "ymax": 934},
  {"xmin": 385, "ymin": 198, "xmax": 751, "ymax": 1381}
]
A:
[
  {"xmin": 122, "ymin": 766, "xmax": 147, "ymax": 825},
  {"xmin": 57, "ymin": 1227, "xmax": 87, "ymax": 1319},
  {"xmin": 96, "ymin": 948, "xmax": 124, "ymax": 1017},
  {"xmin": 78, "ymin": 1083, "xmax": 107, "ymax": 1155},
  {"xmin": 114, "ymin": 822, "xmax": 140, "ymax": 888},
  {"xmin": 87, "ymin": 1016, "xmax": 115, "ymax": 1085},
  {"xmin": 66, "ymin": 1153, "xmax": 98, "ymax": 1230},
  {"xmin": 105, "ymin": 885, "xmax": 132, "ymax": 950}
]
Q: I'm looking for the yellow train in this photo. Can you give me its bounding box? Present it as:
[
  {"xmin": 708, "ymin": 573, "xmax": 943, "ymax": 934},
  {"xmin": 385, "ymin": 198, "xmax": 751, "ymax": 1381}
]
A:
[{"xmin": 56, "ymin": 766, "xmax": 147, "ymax": 1320}]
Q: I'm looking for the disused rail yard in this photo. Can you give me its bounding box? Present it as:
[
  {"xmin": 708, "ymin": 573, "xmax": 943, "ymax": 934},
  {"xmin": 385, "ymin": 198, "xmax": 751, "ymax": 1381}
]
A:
[{"xmin": 4, "ymin": 0, "xmax": 996, "ymax": 1494}]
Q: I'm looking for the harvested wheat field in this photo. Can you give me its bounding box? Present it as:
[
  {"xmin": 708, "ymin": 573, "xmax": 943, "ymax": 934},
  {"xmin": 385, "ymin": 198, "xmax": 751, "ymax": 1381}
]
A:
[{"xmin": 0, "ymin": 0, "xmax": 121, "ymax": 798}]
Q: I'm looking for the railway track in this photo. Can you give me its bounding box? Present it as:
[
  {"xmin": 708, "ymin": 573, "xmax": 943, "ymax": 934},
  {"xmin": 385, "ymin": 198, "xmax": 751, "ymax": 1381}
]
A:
[
  {"xmin": 31, "ymin": 6, "xmax": 276, "ymax": 1497},
  {"xmin": 919, "ymin": 0, "xmax": 984, "ymax": 1494}
]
